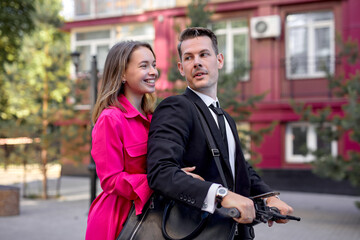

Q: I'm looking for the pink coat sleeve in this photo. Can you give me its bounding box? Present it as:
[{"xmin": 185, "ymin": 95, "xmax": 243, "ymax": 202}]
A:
[{"xmin": 91, "ymin": 113, "xmax": 152, "ymax": 214}]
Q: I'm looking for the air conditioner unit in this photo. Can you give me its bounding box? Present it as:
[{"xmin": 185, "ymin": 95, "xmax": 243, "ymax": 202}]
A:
[{"xmin": 250, "ymin": 15, "xmax": 281, "ymax": 39}]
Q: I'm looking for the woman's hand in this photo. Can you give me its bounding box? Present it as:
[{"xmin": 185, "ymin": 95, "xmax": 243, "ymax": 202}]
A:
[{"xmin": 181, "ymin": 166, "xmax": 204, "ymax": 181}]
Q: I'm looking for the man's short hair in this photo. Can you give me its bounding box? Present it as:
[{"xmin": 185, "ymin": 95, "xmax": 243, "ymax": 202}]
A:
[{"xmin": 177, "ymin": 27, "xmax": 219, "ymax": 60}]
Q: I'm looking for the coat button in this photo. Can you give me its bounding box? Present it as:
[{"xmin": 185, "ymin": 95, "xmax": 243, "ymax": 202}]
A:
[{"xmin": 191, "ymin": 199, "xmax": 195, "ymax": 204}]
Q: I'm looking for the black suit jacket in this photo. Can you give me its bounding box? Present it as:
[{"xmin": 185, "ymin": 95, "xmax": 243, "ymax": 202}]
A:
[{"xmin": 147, "ymin": 88, "xmax": 272, "ymax": 209}]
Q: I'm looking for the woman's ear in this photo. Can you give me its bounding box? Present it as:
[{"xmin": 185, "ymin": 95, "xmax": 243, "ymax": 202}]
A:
[{"xmin": 121, "ymin": 75, "xmax": 126, "ymax": 84}]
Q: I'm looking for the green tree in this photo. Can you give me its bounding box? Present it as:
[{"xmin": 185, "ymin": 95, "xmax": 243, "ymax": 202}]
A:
[
  {"xmin": 218, "ymin": 68, "xmax": 277, "ymax": 165},
  {"xmin": 291, "ymin": 37, "xmax": 360, "ymax": 189},
  {"xmin": 187, "ymin": 0, "xmax": 213, "ymax": 28},
  {"xmin": 0, "ymin": 0, "xmax": 35, "ymax": 118},
  {"xmin": 0, "ymin": 0, "xmax": 87, "ymax": 199},
  {"xmin": 0, "ymin": 0, "xmax": 35, "ymax": 69}
]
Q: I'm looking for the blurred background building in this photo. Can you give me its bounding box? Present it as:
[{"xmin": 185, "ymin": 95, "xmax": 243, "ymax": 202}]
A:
[{"xmin": 62, "ymin": 0, "xmax": 360, "ymax": 194}]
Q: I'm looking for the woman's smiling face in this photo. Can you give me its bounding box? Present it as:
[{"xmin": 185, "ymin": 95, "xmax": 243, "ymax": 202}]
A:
[{"xmin": 123, "ymin": 46, "xmax": 158, "ymax": 99}]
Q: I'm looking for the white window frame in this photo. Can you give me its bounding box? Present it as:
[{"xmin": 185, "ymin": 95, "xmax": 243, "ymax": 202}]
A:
[
  {"xmin": 114, "ymin": 23, "xmax": 155, "ymax": 44},
  {"xmin": 285, "ymin": 11, "xmax": 335, "ymax": 79},
  {"xmin": 211, "ymin": 19, "xmax": 250, "ymax": 81},
  {"xmin": 73, "ymin": 0, "xmax": 176, "ymax": 19},
  {"xmin": 285, "ymin": 122, "xmax": 338, "ymax": 163},
  {"xmin": 71, "ymin": 22, "xmax": 154, "ymax": 73},
  {"xmin": 73, "ymin": 0, "xmax": 95, "ymax": 19},
  {"xmin": 71, "ymin": 23, "xmax": 154, "ymax": 110},
  {"xmin": 71, "ymin": 26, "xmax": 114, "ymax": 73}
]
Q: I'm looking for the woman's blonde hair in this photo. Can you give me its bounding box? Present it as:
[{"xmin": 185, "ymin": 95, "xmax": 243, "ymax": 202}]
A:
[{"xmin": 92, "ymin": 41, "xmax": 157, "ymax": 123}]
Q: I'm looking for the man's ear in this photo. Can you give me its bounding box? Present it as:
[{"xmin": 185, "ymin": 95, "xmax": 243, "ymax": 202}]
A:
[
  {"xmin": 177, "ymin": 62, "xmax": 185, "ymax": 76},
  {"xmin": 217, "ymin": 53, "xmax": 224, "ymax": 70}
]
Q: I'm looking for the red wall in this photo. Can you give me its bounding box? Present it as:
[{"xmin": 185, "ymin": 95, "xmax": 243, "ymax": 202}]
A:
[{"xmin": 65, "ymin": 0, "xmax": 360, "ymax": 170}]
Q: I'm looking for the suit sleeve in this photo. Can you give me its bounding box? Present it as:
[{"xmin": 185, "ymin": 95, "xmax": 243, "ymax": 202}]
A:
[
  {"xmin": 246, "ymin": 161, "xmax": 273, "ymax": 196},
  {"xmin": 147, "ymin": 96, "xmax": 213, "ymax": 209}
]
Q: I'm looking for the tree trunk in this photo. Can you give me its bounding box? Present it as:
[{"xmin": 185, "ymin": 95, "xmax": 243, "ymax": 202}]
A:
[
  {"xmin": 22, "ymin": 159, "xmax": 27, "ymax": 198},
  {"xmin": 41, "ymin": 45, "xmax": 49, "ymax": 200},
  {"xmin": 41, "ymin": 148, "xmax": 48, "ymax": 199}
]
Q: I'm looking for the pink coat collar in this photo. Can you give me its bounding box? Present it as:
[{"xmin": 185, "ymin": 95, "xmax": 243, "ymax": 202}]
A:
[{"xmin": 118, "ymin": 94, "xmax": 152, "ymax": 122}]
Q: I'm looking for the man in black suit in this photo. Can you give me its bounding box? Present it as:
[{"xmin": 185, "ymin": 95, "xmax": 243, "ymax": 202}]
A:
[{"xmin": 147, "ymin": 27, "xmax": 293, "ymax": 239}]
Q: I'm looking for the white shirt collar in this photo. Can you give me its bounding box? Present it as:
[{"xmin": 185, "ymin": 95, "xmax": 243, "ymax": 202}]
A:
[{"xmin": 187, "ymin": 87, "xmax": 219, "ymax": 107}]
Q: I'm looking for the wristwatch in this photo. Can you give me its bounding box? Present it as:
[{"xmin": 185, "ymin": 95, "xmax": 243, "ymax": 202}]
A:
[
  {"xmin": 264, "ymin": 195, "xmax": 280, "ymax": 205},
  {"xmin": 215, "ymin": 186, "xmax": 228, "ymax": 202}
]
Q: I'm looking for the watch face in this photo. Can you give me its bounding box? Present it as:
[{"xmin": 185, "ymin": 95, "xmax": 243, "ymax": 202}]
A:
[
  {"xmin": 217, "ymin": 187, "xmax": 228, "ymax": 199},
  {"xmin": 219, "ymin": 188, "xmax": 227, "ymax": 195}
]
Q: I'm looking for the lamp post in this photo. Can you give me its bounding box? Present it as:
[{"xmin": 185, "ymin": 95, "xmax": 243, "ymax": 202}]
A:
[
  {"xmin": 71, "ymin": 52, "xmax": 98, "ymax": 205},
  {"xmin": 88, "ymin": 55, "xmax": 98, "ymax": 204}
]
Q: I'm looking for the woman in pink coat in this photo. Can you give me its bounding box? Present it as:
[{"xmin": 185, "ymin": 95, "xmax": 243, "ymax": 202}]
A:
[
  {"xmin": 85, "ymin": 41, "xmax": 159, "ymax": 240},
  {"xmin": 85, "ymin": 41, "xmax": 201, "ymax": 240}
]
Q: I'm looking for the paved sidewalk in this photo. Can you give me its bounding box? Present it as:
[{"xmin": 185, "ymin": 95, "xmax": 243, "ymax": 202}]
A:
[{"xmin": 0, "ymin": 176, "xmax": 359, "ymax": 240}]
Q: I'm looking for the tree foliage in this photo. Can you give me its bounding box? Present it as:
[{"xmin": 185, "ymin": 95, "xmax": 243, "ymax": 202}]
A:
[
  {"xmin": 0, "ymin": 0, "xmax": 89, "ymax": 199},
  {"xmin": 218, "ymin": 68, "xmax": 277, "ymax": 165},
  {"xmin": 291, "ymin": 37, "xmax": 360, "ymax": 188},
  {"xmin": 0, "ymin": 0, "xmax": 35, "ymax": 118},
  {"xmin": 0, "ymin": 0, "xmax": 35, "ymax": 69},
  {"xmin": 187, "ymin": 0, "xmax": 213, "ymax": 28}
]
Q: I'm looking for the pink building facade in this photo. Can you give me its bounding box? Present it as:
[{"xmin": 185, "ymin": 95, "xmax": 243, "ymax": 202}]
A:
[{"xmin": 64, "ymin": 0, "xmax": 360, "ymax": 193}]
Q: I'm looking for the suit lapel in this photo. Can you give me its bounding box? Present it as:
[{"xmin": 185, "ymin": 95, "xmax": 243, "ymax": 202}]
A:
[{"xmin": 184, "ymin": 89, "xmax": 234, "ymax": 187}]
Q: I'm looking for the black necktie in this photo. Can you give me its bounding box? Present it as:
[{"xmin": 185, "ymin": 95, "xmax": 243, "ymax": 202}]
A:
[{"xmin": 209, "ymin": 103, "xmax": 228, "ymax": 150}]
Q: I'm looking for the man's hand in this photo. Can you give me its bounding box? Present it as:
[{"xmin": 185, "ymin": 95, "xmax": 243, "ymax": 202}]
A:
[
  {"xmin": 220, "ymin": 191, "xmax": 255, "ymax": 224},
  {"xmin": 265, "ymin": 196, "xmax": 294, "ymax": 227},
  {"xmin": 182, "ymin": 166, "xmax": 204, "ymax": 181}
]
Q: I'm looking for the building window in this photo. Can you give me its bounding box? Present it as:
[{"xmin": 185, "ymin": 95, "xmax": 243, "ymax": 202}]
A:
[
  {"xmin": 285, "ymin": 122, "xmax": 337, "ymax": 163},
  {"xmin": 74, "ymin": 0, "xmax": 91, "ymax": 17},
  {"xmin": 74, "ymin": 29, "xmax": 111, "ymax": 72},
  {"xmin": 286, "ymin": 11, "xmax": 335, "ymax": 79},
  {"xmin": 73, "ymin": 23, "xmax": 154, "ymax": 72},
  {"xmin": 74, "ymin": 0, "xmax": 176, "ymax": 18},
  {"xmin": 115, "ymin": 23, "xmax": 155, "ymax": 45},
  {"xmin": 95, "ymin": 0, "xmax": 141, "ymax": 16},
  {"xmin": 210, "ymin": 19, "xmax": 250, "ymax": 81}
]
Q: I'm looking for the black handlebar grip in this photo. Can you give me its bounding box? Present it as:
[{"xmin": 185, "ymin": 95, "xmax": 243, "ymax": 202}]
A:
[{"xmin": 216, "ymin": 207, "xmax": 241, "ymax": 218}]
